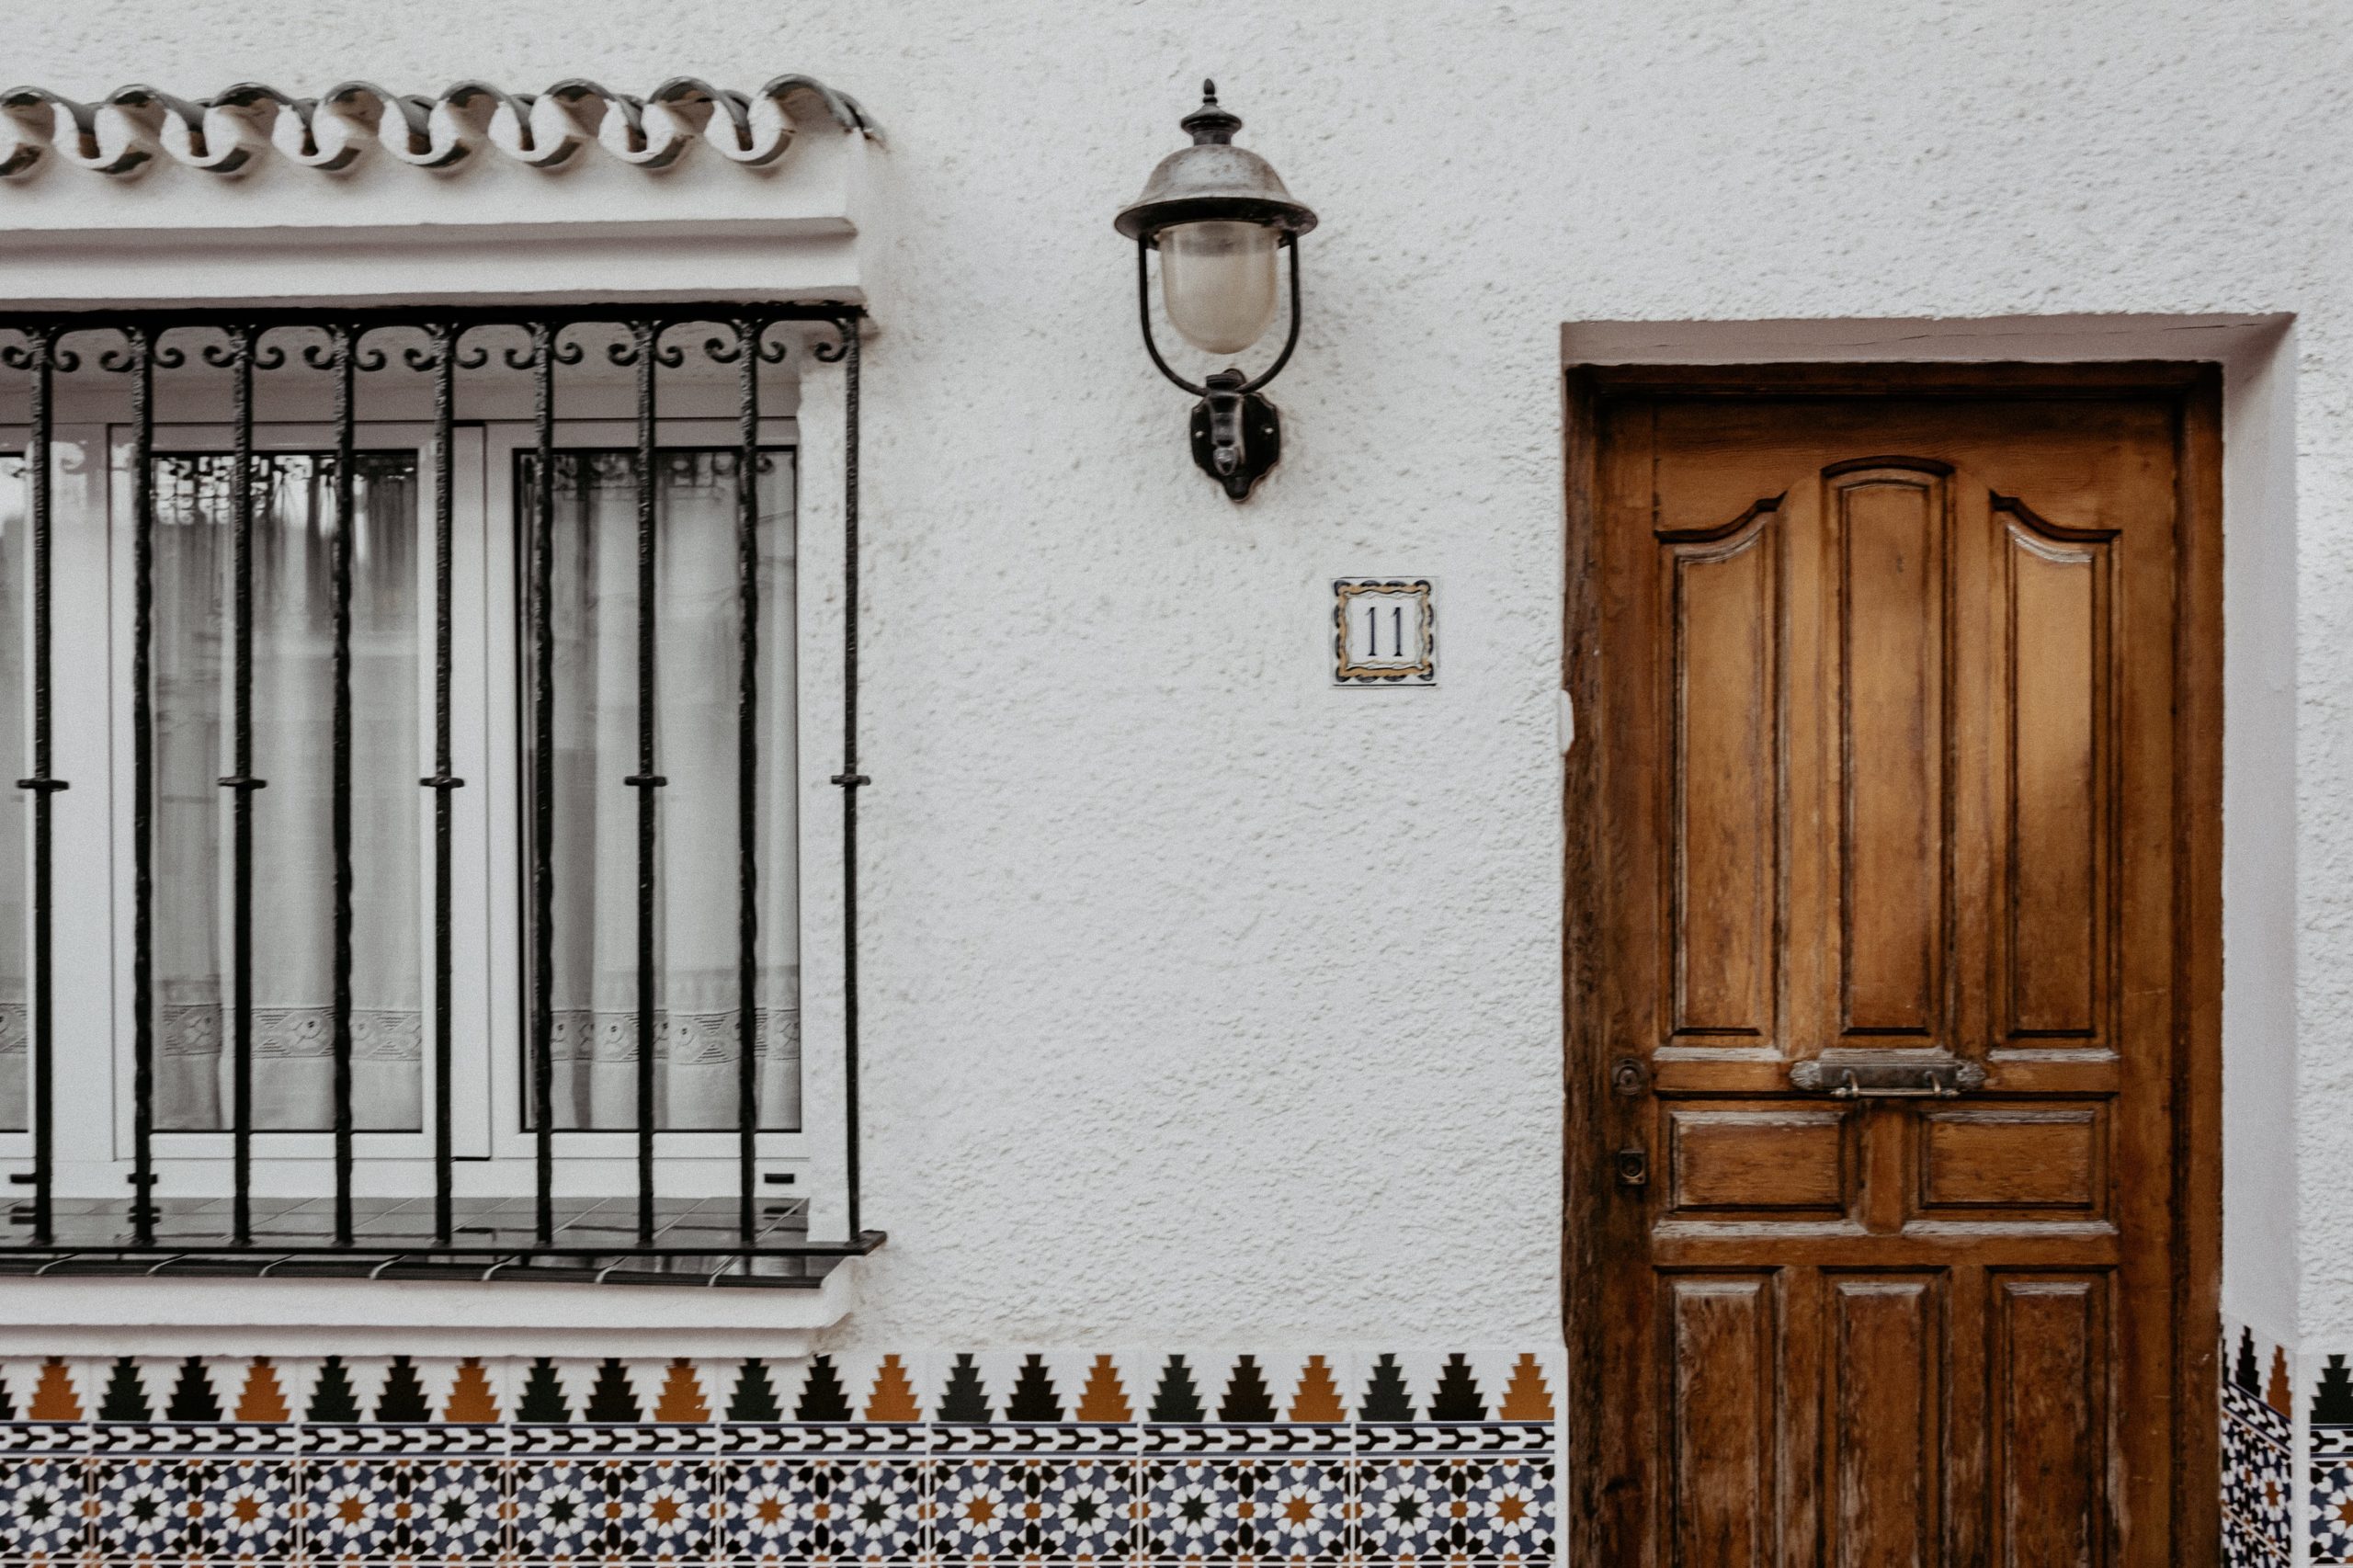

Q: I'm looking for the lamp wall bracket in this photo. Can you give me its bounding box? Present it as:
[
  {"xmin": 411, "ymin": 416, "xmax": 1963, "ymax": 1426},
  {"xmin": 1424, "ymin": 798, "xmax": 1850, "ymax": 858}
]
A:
[{"xmin": 1189, "ymin": 370, "xmax": 1281, "ymax": 501}]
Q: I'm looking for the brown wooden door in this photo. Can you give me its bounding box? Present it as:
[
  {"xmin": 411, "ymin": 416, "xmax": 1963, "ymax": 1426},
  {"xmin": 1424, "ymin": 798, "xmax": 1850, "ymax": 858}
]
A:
[{"xmin": 1564, "ymin": 369, "xmax": 2221, "ymax": 1568}]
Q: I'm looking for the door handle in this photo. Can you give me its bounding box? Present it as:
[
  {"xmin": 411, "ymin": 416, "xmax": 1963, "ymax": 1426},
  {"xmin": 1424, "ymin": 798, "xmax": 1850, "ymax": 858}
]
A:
[{"xmin": 1789, "ymin": 1056, "xmax": 1985, "ymax": 1098}]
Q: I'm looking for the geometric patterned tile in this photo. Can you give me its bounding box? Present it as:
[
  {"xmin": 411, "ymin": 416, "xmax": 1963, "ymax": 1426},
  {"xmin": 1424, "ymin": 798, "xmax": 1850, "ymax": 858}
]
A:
[
  {"xmin": 405, "ymin": 1458, "xmax": 503, "ymax": 1565},
  {"xmin": 1031, "ymin": 1456, "xmax": 1142, "ymax": 1562},
  {"xmin": 1138, "ymin": 1453, "xmax": 1254, "ymax": 1562},
  {"xmin": 0, "ymin": 1350, "xmax": 1563, "ymax": 1565},
  {"xmin": 0, "ymin": 1426, "xmax": 86, "ymax": 1457},
  {"xmin": 2313, "ymin": 1458, "xmax": 2353, "ymax": 1564},
  {"xmin": 304, "ymin": 1421, "xmax": 505, "ymax": 1459},
  {"xmin": 2224, "ymin": 1322, "xmax": 2292, "ymax": 1566},
  {"xmin": 933, "ymin": 1458, "xmax": 1027, "ymax": 1561},
  {"xmin": 1357, "ymin": 1456, "xmax": 1452, "ymax": 1562},
  {"xmin": 89, "ymin": 1457, "xmax": 200, "ymax": 1562},
  {"xmin": 813, "ymin": 1457, "xmax": 929, "ymax": 1562},
  {"xmin": 194, "ymin": 1455, "xmax": 299, "ymax": 1562},
  {"xmin": 2230, "ymin": 1508, "xmax": 2284, "ymax": 1567},
  {"xmin": 718, "ymin": 1421, "xmax": 927, "ymax": 1457},
  {"xmin": 0, "ymin": 1454, "xmax": 85, "ymax": 1562},
  {"xmin": 713, "ymin": 1457, "xmax": 813, "ymax": 1564},
  {"xmin": 1243, "ymin": 1455, "xmax": 1350, "ymax": 1562},
  {"xmin": 508, "ymin": 1455, "xmax": 608, "ymax": 1564},
  {"xmin": 608, "ymin": 1456, "xmax": 721, "ymax": 1562},
  {"xmin": 303, "ymin": 1455, "xmax": 409, "ymax": 1562},
  {"xmin": 1356, "ymin": 1421, "xmax": 1552, "ymax": 1456},
  {"xmin": 1140, "ymin": 1422, "xmax": 1349, "ymax": 1456},
  {"xmin": 938, "ymin": 1422, "xmax": 1132, "ymax": 1457},
  {"xmin": 2226, "ymin": 1381, "xmax": 2292, "ymax": 1450},
  {"xmin": 1462, "ymin": 1454, "xmax": 1560, "ymax": 1562}
]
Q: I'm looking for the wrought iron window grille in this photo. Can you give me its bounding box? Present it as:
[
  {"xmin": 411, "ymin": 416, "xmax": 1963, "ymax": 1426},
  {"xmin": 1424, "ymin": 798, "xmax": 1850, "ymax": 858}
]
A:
[{"xmin": 0, "ymin": 302, "xmax": 880, "ymax": 1287}]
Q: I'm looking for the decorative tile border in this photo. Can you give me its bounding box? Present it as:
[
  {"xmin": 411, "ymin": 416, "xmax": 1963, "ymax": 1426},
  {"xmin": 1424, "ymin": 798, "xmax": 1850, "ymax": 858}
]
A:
[
  {"xmin": 2222, "ymin": 1320, "xmax": 2291, "ymax": 1566},
  {"xmin": 2313, "ymin": 1336, "xmax": 2353, "ymax": 1567},
  {"xmin": 0, "ymin": 1334, "xmax": 2303, "ymax": 1562},
  {"xmin": 0, "ymin": 1348, "xmax": 1558, "ymax": 1563}
]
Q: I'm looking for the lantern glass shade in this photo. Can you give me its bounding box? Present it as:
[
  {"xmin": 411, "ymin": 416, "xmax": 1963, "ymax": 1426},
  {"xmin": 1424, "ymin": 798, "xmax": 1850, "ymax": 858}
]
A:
[{"xmin": 1157, "ymin": 219, "xmax": 1280, "ymax": 355}]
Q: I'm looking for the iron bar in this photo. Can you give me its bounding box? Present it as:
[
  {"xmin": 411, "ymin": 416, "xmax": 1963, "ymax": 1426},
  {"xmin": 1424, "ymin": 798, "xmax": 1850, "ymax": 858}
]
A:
[
  {"xmin": 529, "ymin": 321, "xmax": 558, "ymax": 1247},
  {"xmin": 15, "ymin": 327, "xmax": 63, "ymax": 1247},
  {"xmin": 220, "ymin": 324, "xmax": 260, "ymax": 1247},
  {"xmin": 628, "ymin": 318, "xmax": 661, "ymax": 1248},
  {"xmin": 424, "ymin": 323, "xmax": 460, "ymax": 1247},
  {"xmin": 734, "ymin": 317, "xmax": 761, "ymax": 1247},
  {"xmin": 328, "ymin": 324, "xmax": 357, "ymax": 1247},
  {"xmin": 126, "ymin": 325, "xmax": 157, "ymax": 1248},
  {"xmin": 823, "ymin": 314, "xmax": 868, "ymax": 1241}
]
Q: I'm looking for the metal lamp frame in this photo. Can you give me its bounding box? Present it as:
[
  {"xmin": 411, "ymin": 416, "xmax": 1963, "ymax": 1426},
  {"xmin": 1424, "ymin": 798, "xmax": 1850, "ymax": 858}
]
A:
[{"xmin": 1132, "ymin": 230, "xmax": 1302, "ymax": 501}]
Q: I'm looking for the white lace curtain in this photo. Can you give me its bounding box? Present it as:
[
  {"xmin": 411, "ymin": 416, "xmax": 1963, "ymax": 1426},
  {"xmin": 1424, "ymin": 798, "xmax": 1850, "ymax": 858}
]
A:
[
  {"xmin": 0, "ymin": 458, "xmax": 25, "ymax": 1129},
  {"xmin": 153, "ymin": 453, "xmax": 423, "ymax": 1130},
  {"xmin": 535, "ymin": 449, "xmax": 800, "ymax": 1131}
]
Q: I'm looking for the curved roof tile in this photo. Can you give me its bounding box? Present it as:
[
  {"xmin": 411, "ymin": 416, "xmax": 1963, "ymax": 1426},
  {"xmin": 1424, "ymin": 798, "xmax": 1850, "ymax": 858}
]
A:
[{"xmin": 0, "ymin": 74, "xmax": 879, "ymax": 178}]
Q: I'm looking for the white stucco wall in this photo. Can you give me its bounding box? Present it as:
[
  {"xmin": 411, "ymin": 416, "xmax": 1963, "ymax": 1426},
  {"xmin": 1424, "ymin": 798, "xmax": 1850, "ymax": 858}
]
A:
[{"xmin": 8, "ymin": 0, "xmax": 2350, "ymax": 1354}]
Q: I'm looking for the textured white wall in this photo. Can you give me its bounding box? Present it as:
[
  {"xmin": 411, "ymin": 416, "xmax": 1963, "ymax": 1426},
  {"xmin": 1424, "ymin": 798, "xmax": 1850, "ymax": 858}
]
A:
[{"xmin": 9, "ymin": 0, "xmax": 2350, "ymax": 1350}]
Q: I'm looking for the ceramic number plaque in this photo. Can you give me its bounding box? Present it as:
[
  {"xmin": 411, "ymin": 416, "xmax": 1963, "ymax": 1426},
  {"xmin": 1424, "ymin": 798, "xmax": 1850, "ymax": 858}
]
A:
[{"xmin": 1333, "ymin": 577, "xmax": 1436, "ymax": 686}]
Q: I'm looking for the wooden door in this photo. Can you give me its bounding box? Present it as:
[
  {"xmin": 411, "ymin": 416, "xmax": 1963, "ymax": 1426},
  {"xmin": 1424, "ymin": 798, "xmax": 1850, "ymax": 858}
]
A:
[{"xmin": 1563, "ymin": 368, "xmax": 2222, "ymax": 1567}]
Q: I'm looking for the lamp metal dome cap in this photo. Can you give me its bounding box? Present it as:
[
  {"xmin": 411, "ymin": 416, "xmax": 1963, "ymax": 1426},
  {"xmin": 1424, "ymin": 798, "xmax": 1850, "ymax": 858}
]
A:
[{"xmin": 1114, "ymin": 81, "xmax": 1318, "ymax": 243}]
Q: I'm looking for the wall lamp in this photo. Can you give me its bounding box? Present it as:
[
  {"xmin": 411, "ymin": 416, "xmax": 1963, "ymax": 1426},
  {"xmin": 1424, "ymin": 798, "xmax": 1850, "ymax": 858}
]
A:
[{"xmin": 1116, "ymin": 81, "xmax": 1318, "ymax": 501}]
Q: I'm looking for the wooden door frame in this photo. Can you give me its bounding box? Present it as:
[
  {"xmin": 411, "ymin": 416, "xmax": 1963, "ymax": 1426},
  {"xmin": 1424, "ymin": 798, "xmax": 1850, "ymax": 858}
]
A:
[{"xmin": 1559, "ymin": 361, "xmax": 2224, "ymax": 1563}]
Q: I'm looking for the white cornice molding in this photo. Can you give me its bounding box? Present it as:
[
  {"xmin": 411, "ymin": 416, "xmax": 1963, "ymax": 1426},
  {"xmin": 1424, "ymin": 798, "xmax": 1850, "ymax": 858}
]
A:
[
  {"xmin": 0, "ymin": 78, "xmax": 889, "ymax": 309},
  {"xmin": 0, "ymin": 75, "xmax": 879, "ymax": 180}
]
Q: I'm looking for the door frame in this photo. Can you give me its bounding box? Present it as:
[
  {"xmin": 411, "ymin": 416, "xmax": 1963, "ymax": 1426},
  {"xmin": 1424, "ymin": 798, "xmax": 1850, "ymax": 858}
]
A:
[{"xmin": 1559, "ymin": 361, "xmax": 2224, "ymax": 1562}]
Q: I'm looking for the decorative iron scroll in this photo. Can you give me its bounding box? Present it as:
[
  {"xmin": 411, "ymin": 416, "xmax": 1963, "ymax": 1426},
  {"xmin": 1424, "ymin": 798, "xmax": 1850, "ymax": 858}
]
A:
[{"xmin": 0, "ymin": 74, "xmax": 878, "ymax": 179}]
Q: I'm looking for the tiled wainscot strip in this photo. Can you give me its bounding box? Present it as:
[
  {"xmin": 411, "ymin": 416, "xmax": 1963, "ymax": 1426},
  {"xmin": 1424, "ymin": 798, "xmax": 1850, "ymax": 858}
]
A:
[
  {"xmin": 2311, "ymin": 1339, "xmax": 2353, "ymax": 1566},
  {"xmin": 0, "ymin": 1347, "xmax": 1558, "ymax": 1563},
  {"xmin": 2222, "ymin": 1322, "xmax": 2290, "ymax": 1566}
]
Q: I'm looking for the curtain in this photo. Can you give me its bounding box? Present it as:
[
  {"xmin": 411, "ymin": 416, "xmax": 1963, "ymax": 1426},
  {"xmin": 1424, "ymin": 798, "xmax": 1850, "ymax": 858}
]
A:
[
  {"xmin": 153, "ymin": 453, "xmax": 421, "ymax": 1131},
  {"xmin": 535, "ymin": 449, "xmax": 799, "ymax": 1131},
  {"xmin": 0, "ymin": 457, "xmax": 24, "ymax": 1130}
]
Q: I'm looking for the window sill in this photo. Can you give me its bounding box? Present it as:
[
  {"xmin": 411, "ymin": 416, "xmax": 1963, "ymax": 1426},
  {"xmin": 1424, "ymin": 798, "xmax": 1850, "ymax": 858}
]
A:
[{"xmin": 0, "ymin": 1251, "xmax": 866, "ymax": 1358}]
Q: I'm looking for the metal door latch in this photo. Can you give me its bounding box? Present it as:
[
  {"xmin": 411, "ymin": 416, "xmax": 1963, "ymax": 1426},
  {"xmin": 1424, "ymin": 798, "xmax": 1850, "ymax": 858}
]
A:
[
  {"xmin": 1789, "ymin": 1057, "xmax": 1986, "ymax": 1098},
  {"xmin": 1613, "ymin": 1147, "xmax": 1649, "ymax": 1188},
  {"xmin": 1610, "ymin": 1057, "xmax": 1646, "ymax": 1096}
]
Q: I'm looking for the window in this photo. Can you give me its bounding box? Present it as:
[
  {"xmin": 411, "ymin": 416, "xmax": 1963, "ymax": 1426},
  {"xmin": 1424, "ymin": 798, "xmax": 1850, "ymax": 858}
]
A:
[
  {"xmin": 518, "ymin": 448, "xmax": 799, "ymax": 1135},
  {"xmin": 0, "ymin": 307, "xmax": 870, "ymax": 1280}
]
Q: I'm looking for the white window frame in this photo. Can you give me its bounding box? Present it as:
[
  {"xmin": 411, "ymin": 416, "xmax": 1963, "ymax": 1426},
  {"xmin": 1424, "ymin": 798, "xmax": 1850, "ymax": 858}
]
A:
[{"xmin": 479, "ymin": 416, "xmax": 807, "ymax": 1186}]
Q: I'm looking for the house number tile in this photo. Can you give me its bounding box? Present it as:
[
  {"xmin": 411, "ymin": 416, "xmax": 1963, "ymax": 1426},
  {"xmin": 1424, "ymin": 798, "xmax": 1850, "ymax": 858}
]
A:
[{"xmin": 1333, "ymin": 577, "xmax": 1436, "ymax": 686}]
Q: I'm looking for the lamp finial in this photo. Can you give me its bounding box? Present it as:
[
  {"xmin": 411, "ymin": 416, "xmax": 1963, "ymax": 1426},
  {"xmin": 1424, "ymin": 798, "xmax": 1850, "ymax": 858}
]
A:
[{"xmin": 1181, "ymin": 80, "xmax": 1242, "ymax": 145}]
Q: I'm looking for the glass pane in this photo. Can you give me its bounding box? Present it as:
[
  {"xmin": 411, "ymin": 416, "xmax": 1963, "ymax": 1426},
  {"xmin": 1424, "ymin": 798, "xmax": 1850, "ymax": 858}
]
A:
[
  {"xmin": 153, "ymin": 452, "xmax": 422, "ymax": 1131},
  {"xmin": 0, "ymin": 455, "xmax": 24, "ymax": 1132},
  {"xmin": 519, "ymin": 449, "xmax": 799, "ymax": 1131}
]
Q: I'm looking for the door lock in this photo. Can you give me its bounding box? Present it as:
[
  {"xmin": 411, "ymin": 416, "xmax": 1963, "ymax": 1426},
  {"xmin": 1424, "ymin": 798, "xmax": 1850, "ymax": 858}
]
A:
[
  {"xmin": 1610, "ymin": 1057, "xmax": 1647, "ymax": 1096},
  {"xmin": 1613, "ymin": 1147, "xmax": 1649, "ymax": 1189}
]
